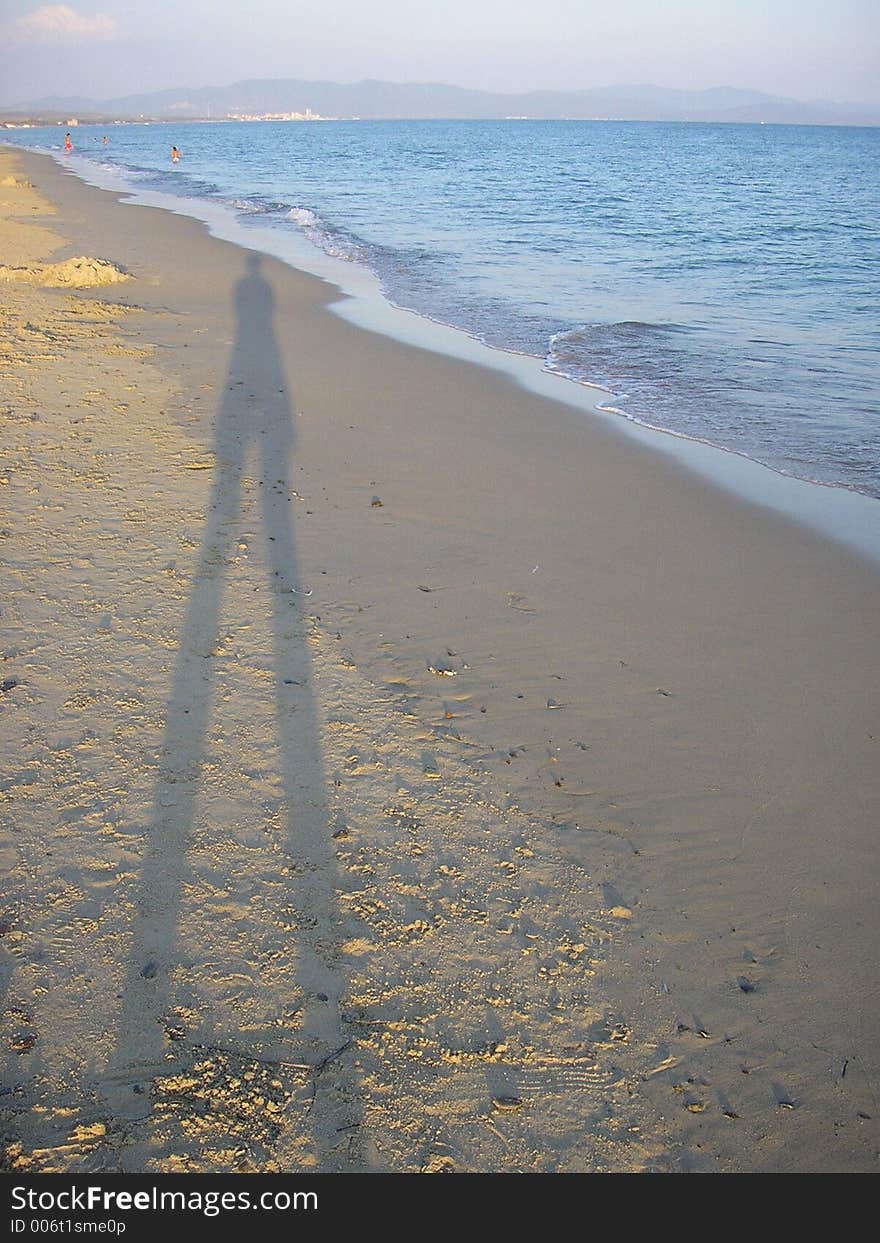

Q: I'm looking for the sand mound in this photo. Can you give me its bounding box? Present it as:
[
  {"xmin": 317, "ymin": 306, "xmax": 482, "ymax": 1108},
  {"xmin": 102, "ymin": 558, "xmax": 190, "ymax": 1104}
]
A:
[
  {"xmin": 0, "ymin": 175, "xmax": 32, "ymax": 188},
  {"xmin": 0, "ymin": 256, "xmax": 130, "ymax": 288}
]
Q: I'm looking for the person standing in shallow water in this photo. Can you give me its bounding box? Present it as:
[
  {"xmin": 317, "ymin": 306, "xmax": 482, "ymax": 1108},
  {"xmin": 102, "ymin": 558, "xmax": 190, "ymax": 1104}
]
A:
[
  {"xmin": 171, "ymin": 145, "xmax": 180, "ymax": 163},
  {"xmin": 64, "ymin": 133, "xmax": 72, "ymax": 152}
]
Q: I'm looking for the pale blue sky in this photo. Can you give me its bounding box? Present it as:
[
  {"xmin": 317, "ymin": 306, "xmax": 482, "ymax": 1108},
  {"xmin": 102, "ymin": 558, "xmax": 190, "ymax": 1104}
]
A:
[{"xmin": 1, "ymin": 0, "xmax": 878, "ymax": 105}]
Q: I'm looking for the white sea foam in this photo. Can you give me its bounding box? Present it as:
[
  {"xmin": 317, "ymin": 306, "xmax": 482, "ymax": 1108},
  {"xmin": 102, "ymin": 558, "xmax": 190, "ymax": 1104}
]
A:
[
  {"xmin": 285, "ymin": 206, "xmax": 365, "ymax": 263},
  {"xmin": 287, "ymin": 207, "xmax": 319, "ymax": 228}
]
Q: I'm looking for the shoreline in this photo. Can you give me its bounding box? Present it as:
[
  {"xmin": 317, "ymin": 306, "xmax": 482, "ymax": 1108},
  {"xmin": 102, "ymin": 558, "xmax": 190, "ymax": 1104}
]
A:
[
  {"xmin": 25, "ymin": 140, "xmax": 880, "ymax": 568},
  {"xmin": 2, "ymin": 146, "xmax": 879, "ymax": 1172}
]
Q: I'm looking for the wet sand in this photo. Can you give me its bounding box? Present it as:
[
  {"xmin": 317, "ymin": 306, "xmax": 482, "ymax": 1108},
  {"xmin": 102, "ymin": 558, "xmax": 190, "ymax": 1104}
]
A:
[{"xmin": 1, "ymin": 146, "xmax": 878, "ymax": 1173}]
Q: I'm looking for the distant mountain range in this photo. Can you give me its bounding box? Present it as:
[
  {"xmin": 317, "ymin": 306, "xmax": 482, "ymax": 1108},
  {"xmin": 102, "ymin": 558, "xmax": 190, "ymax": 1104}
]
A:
[{"xmin": 5, "ymin": 78, "xmax": 879, "ymax": 126}]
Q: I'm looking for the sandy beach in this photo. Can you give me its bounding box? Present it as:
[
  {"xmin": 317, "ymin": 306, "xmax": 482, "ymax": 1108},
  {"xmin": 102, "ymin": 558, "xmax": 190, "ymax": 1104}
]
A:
[{"xmin": 1, "ymin": 145, "xmax": 878, "ymax": 1173}]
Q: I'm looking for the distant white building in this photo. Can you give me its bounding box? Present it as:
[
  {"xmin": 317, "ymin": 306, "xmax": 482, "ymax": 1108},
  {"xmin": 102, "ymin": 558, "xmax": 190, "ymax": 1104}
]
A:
[{"xmin": 226, "ymin": 109, "xmax": 326, "ymax": 122}]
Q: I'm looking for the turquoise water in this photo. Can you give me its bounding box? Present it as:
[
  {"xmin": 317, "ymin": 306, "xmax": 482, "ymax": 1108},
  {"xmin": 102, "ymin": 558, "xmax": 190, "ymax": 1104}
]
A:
[{"xmin": 6, "ymin": 119, "xmax": 879, "ymax": 497}]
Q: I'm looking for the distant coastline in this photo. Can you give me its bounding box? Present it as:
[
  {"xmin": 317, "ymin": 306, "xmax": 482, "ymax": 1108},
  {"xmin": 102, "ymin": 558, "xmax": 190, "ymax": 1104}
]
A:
[
  {"xmin": 1, "ymin": 114, "xmax": 335, "ymax": 128},
  {"xmin": 3, "ymin": 114, "xmax": 878, "ymax": 130},
  {"xmin": 3, "ymin": 76, "xmax": 878, "ymax": 127}
]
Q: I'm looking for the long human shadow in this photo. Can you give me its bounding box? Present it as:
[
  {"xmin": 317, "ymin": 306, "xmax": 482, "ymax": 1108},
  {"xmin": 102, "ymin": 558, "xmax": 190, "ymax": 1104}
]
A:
[{"xmin": 103, "ymin": 253, "xmax": 363, "ymax": 1169}]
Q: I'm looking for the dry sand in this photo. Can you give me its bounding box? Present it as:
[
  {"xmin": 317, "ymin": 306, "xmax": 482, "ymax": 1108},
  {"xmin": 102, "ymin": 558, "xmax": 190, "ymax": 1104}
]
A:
[{"xmin": 1, "ymin": 146, "xmax": 878, "ymax": 1173}]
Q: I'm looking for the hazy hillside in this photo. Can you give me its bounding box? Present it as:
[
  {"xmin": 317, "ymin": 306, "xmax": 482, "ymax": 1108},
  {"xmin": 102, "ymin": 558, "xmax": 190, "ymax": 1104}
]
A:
[{"xmin": 8, "ymin": 78, "xmax": 879, "ymax": 125}]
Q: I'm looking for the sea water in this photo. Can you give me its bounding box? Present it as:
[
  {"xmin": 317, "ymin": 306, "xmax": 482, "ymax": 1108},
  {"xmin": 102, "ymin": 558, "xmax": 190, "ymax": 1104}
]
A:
[{"xmin": 5, "ymin": 118, "xmax": 879, "ymax": 499}]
